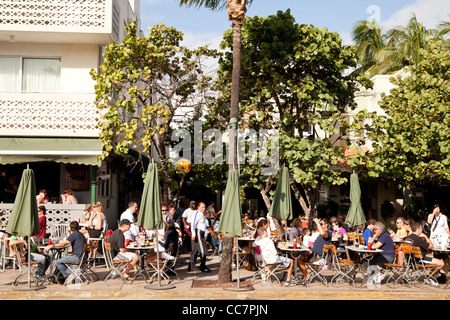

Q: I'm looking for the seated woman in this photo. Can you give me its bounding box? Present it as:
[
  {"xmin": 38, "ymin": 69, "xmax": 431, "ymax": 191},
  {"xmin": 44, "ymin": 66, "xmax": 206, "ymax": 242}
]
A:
[
  {"xmin": 61, "ymin": 188, "xmax": 78, "ymax": 204},
  {"xmin": 80, "ymin": 203, "xmax": 92, "ymax": 225},
  {"xmin": 332, "ymin": 220, "xmax": 348, "ymax": 243},
  {"xmin": 389, "ymin": 217, "xmax": 408, "ymax": 240},
  {"xmin": 81, "ymin": 201, "xmax": 106, "ymax": 258},
  {"xmin": 147, "ymin": 222, "xmax": 178, "ymax": 262}
]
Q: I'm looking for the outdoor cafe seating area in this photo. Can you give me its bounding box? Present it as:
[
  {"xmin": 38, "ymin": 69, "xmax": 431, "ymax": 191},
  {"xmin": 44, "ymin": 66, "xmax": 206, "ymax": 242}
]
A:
[
  {"xmin": 238, "ymin": 226, "xmax": 450, "ymax": 290},
  {"xmin": 0, "ymin": 220, "xmax": 449, "ymax": 292}
]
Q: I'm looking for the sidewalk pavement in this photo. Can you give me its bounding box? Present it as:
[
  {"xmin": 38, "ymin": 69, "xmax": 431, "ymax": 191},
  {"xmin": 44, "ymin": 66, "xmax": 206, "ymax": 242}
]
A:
[{"xmin": 0, "ymin": 252, "xmax": 449, "ymax": 300}]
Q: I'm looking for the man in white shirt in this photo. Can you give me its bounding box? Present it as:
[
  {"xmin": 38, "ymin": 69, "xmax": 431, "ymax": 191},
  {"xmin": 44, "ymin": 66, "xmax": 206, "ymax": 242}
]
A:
[
  {"xmin": 182, "ymin": 201, "xmax": 196, "ymax": 235},
  {"xmin": 120, "ymin": 201, "xmax": 140, "ymax": 245},
  {"xmin": 188, "ymin": 202, "xmax": 211, "ymax": 272}
]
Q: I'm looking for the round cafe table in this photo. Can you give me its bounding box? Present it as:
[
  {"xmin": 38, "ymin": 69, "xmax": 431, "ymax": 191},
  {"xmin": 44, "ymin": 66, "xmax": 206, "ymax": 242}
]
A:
[
  {"xmin": 126, "ymin": 243, "xmax": 155, "ymax": 281},
  {"xmin": 346, "ymin": 245, "xmax": 384, "ymax": 287},
  {"xmin": 277, "ymin": 243, "xmax": 309, "ymax": 284},
  {"xmin": 39, "ymin": 244, "xmax": 70, "ymax": 283}
]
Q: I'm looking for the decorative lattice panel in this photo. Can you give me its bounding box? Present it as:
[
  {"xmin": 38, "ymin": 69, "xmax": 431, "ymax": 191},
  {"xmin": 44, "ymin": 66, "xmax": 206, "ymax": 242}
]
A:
[
  {"xmin": 0, "ymin": 96, "xmax": 103, "ymax": 137},
  {"xmin": 0, "ymin": 204, "xmax": 84, "ymax": 236},
  {"xmin": 0, "ymin": 0, "xmax": 107, "ymax": 28}
]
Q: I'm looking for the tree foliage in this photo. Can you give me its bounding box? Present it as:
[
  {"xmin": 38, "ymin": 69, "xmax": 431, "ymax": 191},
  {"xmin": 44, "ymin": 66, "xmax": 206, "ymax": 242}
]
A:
[
  {"xmin": 203, "ymin": 10, "xmax": 371, "ymax": 215},
  {"xmin": 354, "ymin": 39, "xmax": 450, "ymax": 185},
  {"xmin": 90, "ymin": 22, "xmax": 217, "ymax": 202},
  {"xmin": 352, "ymin": 14, "xmax": 448, "ymax": 77}
]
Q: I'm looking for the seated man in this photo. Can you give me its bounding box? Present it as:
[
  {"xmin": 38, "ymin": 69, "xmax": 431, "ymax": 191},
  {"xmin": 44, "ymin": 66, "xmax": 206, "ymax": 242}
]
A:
[
  {"xmin": 10, "ymin": 235, "xmax": 51, "ymax": 281},
  {"xmin": 405, "ymin": 222, "xmax": 445, "ymax": 285},
  {"xmin": 368, "ymin": 222, "xmax": 396, "ymax": 265},
  {"xmin": 253, "ymin": 226, "xmax": 294, "ymax": 286},
  {"xmin": 45, "ymin": 220, "xmax": 86, "ymax": 284},
  {"xmin": 107, "ymin": 219, "xmax": 139, "ymax": 280}
]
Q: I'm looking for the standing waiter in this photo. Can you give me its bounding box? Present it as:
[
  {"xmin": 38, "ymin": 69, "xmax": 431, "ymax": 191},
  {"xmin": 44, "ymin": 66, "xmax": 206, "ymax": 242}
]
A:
[{"xmin": 188, "ymin": 202, "xmax": 211, "ymax": 272}]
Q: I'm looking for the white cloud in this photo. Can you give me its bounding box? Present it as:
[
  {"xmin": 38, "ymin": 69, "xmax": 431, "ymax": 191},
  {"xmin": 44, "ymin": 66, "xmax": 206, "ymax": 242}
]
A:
[
  {"xmin": 382, "ymin": 0, "xmax": 450, "ymax": 30},
  {"xmin": 181, "ymin": 32, "xmax": 224, "ymax": 73},
  {"xmin": 140, "ymin": 0, "xmax": 164, "ymax": 4},
  {"xmin": 181, "ymin": 32, "xmax": 224, "ymax": 51}
]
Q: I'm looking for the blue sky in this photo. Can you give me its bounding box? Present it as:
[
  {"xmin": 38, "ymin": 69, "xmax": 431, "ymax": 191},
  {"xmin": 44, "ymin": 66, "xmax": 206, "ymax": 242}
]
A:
[{"xmin": 140, "ymin": 0, "xmax": 449, "ymax": 48}]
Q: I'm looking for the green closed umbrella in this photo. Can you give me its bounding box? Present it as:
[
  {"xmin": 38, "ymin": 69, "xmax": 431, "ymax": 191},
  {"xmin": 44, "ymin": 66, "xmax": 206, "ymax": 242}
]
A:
[
  {"xmin": 137, "ymin": 163, "xmax": 163, "ymax": 231},
  {"xmin": 268, "ymin": 166, "xmax": 293, "ymax": 241},
  {"xmin": 218, "ymin": 169, "xmax": 242, "ymax": 238},
  {"xmin": 6, "ymin": 168, "xmax": 45, "ymax": 290},
  {"xmin": 345, "ymin": 172, "xmax": 366, "ymax": 228},
  {"xmin": 138, "ymin": 162, "xmax": 174, "ymax": 290},
  {"xmin": 219, "ymin": 169, "xmax": 253, "ymax": 291}
]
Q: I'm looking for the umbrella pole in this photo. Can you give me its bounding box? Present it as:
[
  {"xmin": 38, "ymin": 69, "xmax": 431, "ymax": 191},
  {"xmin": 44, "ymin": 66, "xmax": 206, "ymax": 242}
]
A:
[
  {"xmin": 285, "ymin": 219, "xmax": 288, "ymax": 242},
  {"xmin": 224, "ymin": 236, "xmax": 254, "ymax": 292},
  {"xmin": 144, "ymin": 229, "xmax": 175, "ymax": 290},
  {"xmin": 236, "ymin": 237, "xmax": 240, "ymax": 287},
  {"xmin": 14, "ymin": 236, "xmax": 46, "ymax": 291},
  {"xmin": 28, "ymin": 237, "xmax": 31, "ymax": 288},
  {"xmin": 156, "ymin": 231, "xmax": 161, "ymax": 287}
]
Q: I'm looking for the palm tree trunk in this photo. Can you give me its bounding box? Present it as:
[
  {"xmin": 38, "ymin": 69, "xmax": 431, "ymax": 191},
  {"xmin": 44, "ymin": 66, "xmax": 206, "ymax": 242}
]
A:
[{"xmin": 218, "ymin": 0, "xmax": 247, "ymax": 284}]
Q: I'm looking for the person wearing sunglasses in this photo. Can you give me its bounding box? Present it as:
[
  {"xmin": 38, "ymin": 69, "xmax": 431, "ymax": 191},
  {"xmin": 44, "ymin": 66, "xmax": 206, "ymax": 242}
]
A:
[
  {"xmin": 368, "ymin": 222, "xmax": 396, "ymax": 266},
  {"xmin": 388, "ymin": 217, "xmax": 408, "ymax": 240}
]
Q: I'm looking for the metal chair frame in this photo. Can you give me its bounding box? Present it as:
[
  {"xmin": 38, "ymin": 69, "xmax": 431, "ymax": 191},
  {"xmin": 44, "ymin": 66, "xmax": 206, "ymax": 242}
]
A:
[
  {"xmin": 304, "ymin": 244, "xmax": 330, "ymax": 287},
  {"xmin": 103, "ymin": 242, "xmax": 130, "ymax": 284},
  {"xmin": 62, "ymin": 243, "xmax": 99, "ymax": 285},
  {"xmin": 329, "ymin": 244, "xmax": 356, "ymax": 286}
]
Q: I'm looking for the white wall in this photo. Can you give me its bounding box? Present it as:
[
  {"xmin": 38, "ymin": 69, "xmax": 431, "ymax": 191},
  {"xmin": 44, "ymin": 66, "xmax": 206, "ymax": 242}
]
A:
[{"xmin": 60, "ymin": 44, "xmax": 98, "ymax": 93}]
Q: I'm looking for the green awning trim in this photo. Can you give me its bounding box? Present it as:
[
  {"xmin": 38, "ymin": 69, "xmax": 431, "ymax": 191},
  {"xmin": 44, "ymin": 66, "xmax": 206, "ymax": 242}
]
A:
[{"xmin": 0, "ymin": 137, "xmax": 103, "ymax": 166}]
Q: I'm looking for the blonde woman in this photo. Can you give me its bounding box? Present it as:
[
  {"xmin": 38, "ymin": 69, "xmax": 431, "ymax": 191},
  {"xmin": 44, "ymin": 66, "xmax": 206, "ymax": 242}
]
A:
[
  {"xmin": 61, "ymin": 189, "xmax": 78, "ymax": 204},
  {"xmin": 83, "ymin": 202, "xmax": 106, "ymax": 239}
]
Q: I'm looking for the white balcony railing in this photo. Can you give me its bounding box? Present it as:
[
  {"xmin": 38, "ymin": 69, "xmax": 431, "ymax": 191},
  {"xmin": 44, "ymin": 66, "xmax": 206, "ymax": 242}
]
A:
[
  {"xmin": 0, "ymin": 93, "xmax": 103, "ymax": 137},
  {"xmin": 0, "ymin": 0, "xmax": 121, "ymax": 43},
  {"xmin": 0, "ymin": 203, "xmax": 85, "ymax": 237}
]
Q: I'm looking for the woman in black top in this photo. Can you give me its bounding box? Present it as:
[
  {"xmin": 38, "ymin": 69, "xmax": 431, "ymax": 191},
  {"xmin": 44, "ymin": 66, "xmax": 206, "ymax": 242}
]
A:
[{"xmin": 164, "ymin": 221, "xmax": 179, "ymax": 257}]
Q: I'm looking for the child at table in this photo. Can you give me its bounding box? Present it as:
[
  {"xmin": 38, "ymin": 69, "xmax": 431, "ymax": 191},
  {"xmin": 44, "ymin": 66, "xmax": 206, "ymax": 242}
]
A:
[
  {"xmin": 253, "ymin": 226, "xmax": 295, "ymax": 286},
  {"xmin": 335, "ymin": 232, "xmax": 346, "ymax": 249},
  {"xmin": 334, "ymin": 232, "xmax": 352, "ymax": 260}
]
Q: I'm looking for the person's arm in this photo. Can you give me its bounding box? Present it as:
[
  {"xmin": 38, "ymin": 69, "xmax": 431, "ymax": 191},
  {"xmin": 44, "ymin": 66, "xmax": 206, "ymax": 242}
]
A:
[
  {"xmin": 9, "ymin": 239, "xmax": 26, "ymax": 247},
  {"xmin": 44, "ymin": 239, "xmax": 70, "ymax": 253},
  {"xmin": 372, "ymin": 240, "xmax": 383, "ymax": 249},
  {"xmin": 314, "ymin": 218, "xmax": 328, "ymax": 238},
  {"xmin": 427, "ymin": 213, "xmax": 435, "ymax": 224},
  {"xmin": 342, "ymin": 230, "xmax": 348, "ymax": 241},
  {"xmin": 94, "ymin": 214, "xmax": 103, "ymax": 230}
]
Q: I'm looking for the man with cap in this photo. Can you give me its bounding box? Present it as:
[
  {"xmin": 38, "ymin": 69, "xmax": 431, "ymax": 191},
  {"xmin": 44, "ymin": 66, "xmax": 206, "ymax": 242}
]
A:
[{"xmin": 107, "ymin": 219, "xmax": 139, "ymax": 280}]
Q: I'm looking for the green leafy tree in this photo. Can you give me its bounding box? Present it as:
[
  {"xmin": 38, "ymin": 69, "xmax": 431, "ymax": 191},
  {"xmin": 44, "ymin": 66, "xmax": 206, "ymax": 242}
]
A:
[
  {"xmin": 90, "ymin": 22, "xmax": 217, "ymax": 203},
  {"xmin": 209, "ymin": 10, "xmax": 371, "ymax": 217},
  {"xmin": 354, "ymin": 39, "xmax": 450, "ymax": 185}
]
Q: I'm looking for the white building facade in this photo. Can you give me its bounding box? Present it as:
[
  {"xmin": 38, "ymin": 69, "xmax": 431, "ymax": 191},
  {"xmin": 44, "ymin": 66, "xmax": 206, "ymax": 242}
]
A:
[{"xmin": 0, "ymin": 0, "xmax": 141, "ymax": 230}]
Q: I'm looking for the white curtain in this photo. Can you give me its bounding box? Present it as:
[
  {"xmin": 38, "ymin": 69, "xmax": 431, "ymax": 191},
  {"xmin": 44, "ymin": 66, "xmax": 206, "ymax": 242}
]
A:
[
  {"xmin": 0, "ymin": 57, "xmax": 20, "ymax": 92},
  {"xmin": 22, "ymin": 58, "xmax": 61, "ymax": 92}
]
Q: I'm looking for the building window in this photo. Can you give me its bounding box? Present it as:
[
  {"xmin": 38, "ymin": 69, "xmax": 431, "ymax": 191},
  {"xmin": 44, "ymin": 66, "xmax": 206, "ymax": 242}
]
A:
[
  {"xmin": 98, "ymin": 164, "xmax": 111, "ymax": 197},
  {"xmin": 0, "ymin": 57, "xmax": 61, "ymax": 92}
]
